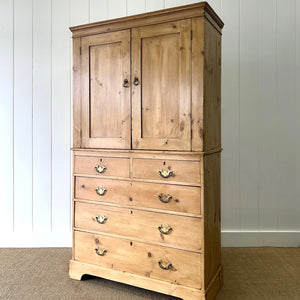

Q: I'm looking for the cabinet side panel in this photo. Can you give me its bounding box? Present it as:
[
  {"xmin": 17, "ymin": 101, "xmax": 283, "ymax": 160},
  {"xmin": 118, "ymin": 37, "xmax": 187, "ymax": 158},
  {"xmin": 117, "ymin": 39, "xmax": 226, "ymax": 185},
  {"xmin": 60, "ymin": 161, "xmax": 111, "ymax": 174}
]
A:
[
  {"xmin": 73, "ymin": 37, "xmax": 81, "ymax": 147},
  {"xmin": 191, "ymin": 17, "xmax": 204, "ymax": 151},
  {"xmin": 203, "ymin": 19, "xmax": 221, "ymax": 151},
  {"xmin": 203, "ymin": 152, "xmax": 221, "ymax": 288}
]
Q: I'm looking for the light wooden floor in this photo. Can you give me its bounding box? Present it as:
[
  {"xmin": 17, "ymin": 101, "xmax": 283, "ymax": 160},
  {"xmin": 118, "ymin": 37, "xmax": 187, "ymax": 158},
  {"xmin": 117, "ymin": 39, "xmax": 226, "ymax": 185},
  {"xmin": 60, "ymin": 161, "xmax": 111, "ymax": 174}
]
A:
[{"xmin": 0, "ymin": 247, "xmax": 299, "ymax": 299}]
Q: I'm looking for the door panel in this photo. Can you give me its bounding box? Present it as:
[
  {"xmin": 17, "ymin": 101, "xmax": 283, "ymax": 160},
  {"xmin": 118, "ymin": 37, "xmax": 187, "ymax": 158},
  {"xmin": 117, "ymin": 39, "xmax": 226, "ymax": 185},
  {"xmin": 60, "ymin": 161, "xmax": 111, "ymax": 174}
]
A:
[
  {"xmin": 81, "ymin": 30, "xmax": 130, "ymax": 149},
  {"xmin": 132, "ymin": 20, "xmax": 192, "ymax": 151}
]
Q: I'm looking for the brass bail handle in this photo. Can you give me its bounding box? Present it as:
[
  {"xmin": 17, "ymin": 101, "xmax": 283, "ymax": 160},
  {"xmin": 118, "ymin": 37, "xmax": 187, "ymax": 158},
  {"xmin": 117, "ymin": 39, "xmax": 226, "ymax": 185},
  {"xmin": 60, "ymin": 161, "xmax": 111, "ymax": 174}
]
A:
[
  {"xmin": 133, "ymin": 77, "xmax": 140, "ymax": 86},
  {"xmin": 158, "ymin": 224, "xmax": 173, "ymax": 235},
  {"xmin": 158, "ymin": 260, "xmax": 172, "ymax": 270},
  {"xmin": 158, "ymin": 193, "xmax": 172, "ymax": 203},
  {"xmin": 158, "ymin": 169, "xmax": 173, "ymax": 178},
  {"xmin": 95, "ymin": 187, "xmax": 107, "ymax": 196},
  {"xmin": 95, "ymin": 215, "xmax": 107, "ymax": 224},
  {"xmin": 94, "ymin": 247, "xmax": 107, "ymax": 256},
  {"xmin": 95, "ymin": 164, "xmax": 106, "ymax": 173}
]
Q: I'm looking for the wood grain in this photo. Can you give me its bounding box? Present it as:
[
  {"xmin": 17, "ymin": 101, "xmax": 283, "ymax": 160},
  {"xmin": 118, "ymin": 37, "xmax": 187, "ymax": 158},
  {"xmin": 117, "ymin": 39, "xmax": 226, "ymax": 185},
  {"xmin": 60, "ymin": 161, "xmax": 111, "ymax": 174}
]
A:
[
  {"xmin": 72, "ymin": 37, "xmax": 81, "ymax": 147},
  {"xmin": 132, "ymin": 20, "xmax": 192, "ymax": 151},
  {"xmin": 81, "ymin": 30, "xmax": 131, "ymax": 149},
  {"xmin": 74, "ymin": 230, "xmax": 202, "ymax": 289},
  {"xmin": 74, "ymin": 155, "xmax": 130, "ymax": 178},
  {"xmin": 70, "ymin": 2, "xmax": 223, "ymax": 37},
  {"xmin": 203, "ymin": 18, "xmax": 222, "ymax": 151},
  {"xmin": 133, "ymin": 158, "xmax": 201, "ymax": 183},
  {"xmin": 75, "ymin": 176, "xmax": 201, "ymax": 214},
  {"xmin": 69, "ymin": 259, "xmax": 210, "ymax": 299},
  {"xmin": 203, "ymin": 152, "xmax": 221, "ymax": 288},
  {"xmin": 75, "ymin": 202, "xmax": 203, "ymax": 252}
]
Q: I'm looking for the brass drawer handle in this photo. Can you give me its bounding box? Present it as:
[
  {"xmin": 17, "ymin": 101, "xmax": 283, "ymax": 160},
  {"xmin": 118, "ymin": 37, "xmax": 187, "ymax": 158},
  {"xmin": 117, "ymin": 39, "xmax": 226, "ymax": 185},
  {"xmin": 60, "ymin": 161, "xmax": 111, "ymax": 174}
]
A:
[
  {"xmin": 158, "ymin": 224, "xmax": 172, "ymax": 235},
  {"xmin": 94, "ymin": 247, "xmax": 107, "ymax": 256},
  {"xmin": 158, "ymin": 169, "xmax": 173, "ymax": 178},
  {"xmin": 95, "ymin": 187, "xmax": 107, "ymax": 196},
  {"xmin": 158, "ymin": 193, "xmax": 172, "ymax": 203},
  {"xmin": 95, "ymin": 215, "xmax": 107, "ymax": 224},
  {"xmin": 158, "ymin": 260, "xmax": 172, "ymax": 270},
  {"xmin": 95, "ymin": 165, "xmax": 106, "ymax": 173}
]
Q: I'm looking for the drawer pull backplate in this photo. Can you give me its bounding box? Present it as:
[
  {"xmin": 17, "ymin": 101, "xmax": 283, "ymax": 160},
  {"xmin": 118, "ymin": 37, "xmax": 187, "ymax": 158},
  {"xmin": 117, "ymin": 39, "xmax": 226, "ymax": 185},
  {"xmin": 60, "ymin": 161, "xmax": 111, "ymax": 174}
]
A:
[
  {"xmin": 158, "ymin": 224, "xmax": 173, "ymax": 235},
  {"xmin": 95, "ymin": 187, "xmax": 107, "ymax": 196},
  {"xmin": 94, "ymin": 165, "xmax": 106, "ymax": 173},
  {"xmin": 158, "ymin": 259, "xmax": 172, "ymax": 270},
  {"xmin": 158, "ymin": 169, "xmax": 173, "ymax": 178},
  {"xmin": 95, "ymin": 215, "xmax": 107, "ymax": 224},
  {"xmin": 94, "ymin": 247, "xmax": 107, "ymax": 256},
  {"xmin": 158, "ymin": 193, "xmax": 172, "ymax": 203}
]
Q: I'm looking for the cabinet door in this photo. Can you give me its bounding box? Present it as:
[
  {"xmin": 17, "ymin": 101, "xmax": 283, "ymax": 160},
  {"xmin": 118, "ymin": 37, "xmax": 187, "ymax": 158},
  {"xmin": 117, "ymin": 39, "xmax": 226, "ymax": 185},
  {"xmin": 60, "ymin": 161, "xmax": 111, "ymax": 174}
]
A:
[
  {"xmin": 132, "ymin": 20, "xmax": 192, "ymax": 151},
  {"xmin": 81, "ymin": 30, "xmax": 130, "ymax": 149}
]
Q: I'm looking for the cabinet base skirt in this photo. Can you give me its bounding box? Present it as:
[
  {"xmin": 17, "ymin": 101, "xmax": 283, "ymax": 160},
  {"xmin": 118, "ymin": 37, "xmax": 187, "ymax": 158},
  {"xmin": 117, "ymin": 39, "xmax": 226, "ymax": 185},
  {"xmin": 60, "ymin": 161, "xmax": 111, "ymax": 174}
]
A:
[{"xmin": 69, "ymin": 260, "xmax": 223, "ymax": 300}]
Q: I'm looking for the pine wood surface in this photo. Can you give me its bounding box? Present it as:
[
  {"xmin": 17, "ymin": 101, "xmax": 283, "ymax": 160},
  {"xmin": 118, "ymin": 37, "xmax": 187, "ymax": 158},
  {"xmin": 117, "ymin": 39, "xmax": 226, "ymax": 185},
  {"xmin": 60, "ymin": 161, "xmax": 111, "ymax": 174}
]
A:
[
  {"xmin": 74, "ymin": 202, "xmax": 202, "ymax": 252},
  {"xmin": 74, "ymin": 155, "xmax": 130, "ymax": 178},
  {"xmin": 81, "ymin": 30, "xmax": 131, "ymax": 149},
  {"xmin": 70, "ymin": 2, "xmax": 223, "ymax": 299},
  {"xmin": 69, "ymin": 2, "xmax": 223, "ymax": 37},
  {"xmin": 75, "ymin": 176, "xmax": 201, "ymax": 214},
  {"xmin": 133, "ymin": 158, "xmax": 201, "ymax": 183},
  {"xmin": 74, "ymin": 231, "xmax": 203, "ymax": 289},
  {"xmin": 131, "ymin": 20, "xmax": 191, "ymax": 151}
]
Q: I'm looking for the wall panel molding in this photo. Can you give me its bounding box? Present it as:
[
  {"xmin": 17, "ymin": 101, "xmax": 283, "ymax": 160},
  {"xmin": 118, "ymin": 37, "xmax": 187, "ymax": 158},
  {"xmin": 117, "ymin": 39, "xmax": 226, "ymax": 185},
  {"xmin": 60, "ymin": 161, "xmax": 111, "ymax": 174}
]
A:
[{"xmin": 0, "ymin": 0, "xmax": 299, "ymax": 247}]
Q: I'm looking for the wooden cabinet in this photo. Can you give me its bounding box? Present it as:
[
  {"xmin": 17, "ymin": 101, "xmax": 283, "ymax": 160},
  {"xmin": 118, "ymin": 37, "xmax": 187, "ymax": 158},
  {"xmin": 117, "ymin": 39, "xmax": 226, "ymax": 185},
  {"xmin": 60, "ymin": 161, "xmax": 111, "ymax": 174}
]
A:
[
  {"xmin": 70, "ymin": 2, "xmax": 223, "ymax": 300},
  {"xmin": 132, "ymin": 20, "xmax": 191, "ymax": 150},
  {"xmin": 80, "ymin": 30, "xmax": 131, "ymax": 149}
]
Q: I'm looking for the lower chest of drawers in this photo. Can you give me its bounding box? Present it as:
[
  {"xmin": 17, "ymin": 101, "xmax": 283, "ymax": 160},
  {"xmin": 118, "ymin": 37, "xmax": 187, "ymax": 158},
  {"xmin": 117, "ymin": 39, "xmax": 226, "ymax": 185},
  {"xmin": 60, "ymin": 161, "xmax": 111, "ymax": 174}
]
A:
[{"xmin": 71, "ymin": 150, "xmax": 208, "ymax": 296}]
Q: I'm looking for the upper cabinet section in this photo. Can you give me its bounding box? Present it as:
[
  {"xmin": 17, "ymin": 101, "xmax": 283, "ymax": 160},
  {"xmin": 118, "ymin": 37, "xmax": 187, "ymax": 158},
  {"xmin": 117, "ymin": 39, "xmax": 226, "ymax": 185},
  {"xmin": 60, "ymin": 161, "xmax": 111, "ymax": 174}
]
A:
[
  {"xmin": 81, "ymin": 30, "xmax": 131, "ymax": 149},
  {"xmin": 71, "ymin": 2, "xmax": 223, "ymax": 152},
  {"xmin": 132, "ymin": 20, "xmax": 191, "ymax": 151}
]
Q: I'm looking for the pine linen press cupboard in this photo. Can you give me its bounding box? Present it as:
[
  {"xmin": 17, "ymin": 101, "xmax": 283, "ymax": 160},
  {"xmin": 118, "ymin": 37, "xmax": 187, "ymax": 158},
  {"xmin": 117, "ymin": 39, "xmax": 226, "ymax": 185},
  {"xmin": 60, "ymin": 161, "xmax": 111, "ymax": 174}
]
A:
[{"xmin": 69, "ymin": 2, "xmax": 223, "ymax": 300}]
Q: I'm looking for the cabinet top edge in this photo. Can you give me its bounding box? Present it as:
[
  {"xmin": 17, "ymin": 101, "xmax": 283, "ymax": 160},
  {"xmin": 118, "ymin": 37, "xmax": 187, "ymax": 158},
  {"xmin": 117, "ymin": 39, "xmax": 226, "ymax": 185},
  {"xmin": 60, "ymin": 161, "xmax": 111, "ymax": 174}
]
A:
[
  {"xmin": 71, "ymin": 148, "xmax": 223, "ymax": 156},
  {"xmin": 69, "ymin": 2, "xmax": 223, "ymax": 36}
]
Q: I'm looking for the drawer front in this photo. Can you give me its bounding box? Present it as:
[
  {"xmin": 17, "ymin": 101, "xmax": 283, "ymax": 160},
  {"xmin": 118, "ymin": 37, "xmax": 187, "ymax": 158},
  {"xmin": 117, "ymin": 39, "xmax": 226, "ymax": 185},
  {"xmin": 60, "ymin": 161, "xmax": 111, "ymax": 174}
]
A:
[
  {"xmin": 75, "ymin": 177, "xmax": 201, "ymax": 214},
  {"xmin": 133, "ymin": 158, "xmax": 200, "ymax": 183},
  {"xmin": 75, "ymin": 202, "xmax": 202, "ymax": 251},
  {"xmin": 75, "ymin": 231, "xmax": 202, "ymax": 289},
  {"xmin": 74, "ymin": 155, "xmax": 130, "ymax": 178},
  {"xmin": 75, "ymin": 177, "xmax": 130, "ymax": 203}
]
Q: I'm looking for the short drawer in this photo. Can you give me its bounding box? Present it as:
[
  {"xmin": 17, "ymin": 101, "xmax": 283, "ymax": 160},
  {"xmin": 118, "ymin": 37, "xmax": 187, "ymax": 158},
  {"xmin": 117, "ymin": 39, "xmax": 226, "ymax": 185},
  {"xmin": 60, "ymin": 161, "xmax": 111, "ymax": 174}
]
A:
[
  {"xmin": 133, "ymin": 158, "xmax": 201, "ymax": 184},
  {"xmin": 75, "ymin": 202, "xmax": 202, "ymax": 252},
  {"xmin": 74, "ymin": 231, "xmax": 202, "ymax": 289},
  {"xmin": 75, "ymin": 177, "xmax": 201, "ymax": 215},
  {"xmin": 74, "ymin": 155, "xmax": 130, "ymax": 178}
]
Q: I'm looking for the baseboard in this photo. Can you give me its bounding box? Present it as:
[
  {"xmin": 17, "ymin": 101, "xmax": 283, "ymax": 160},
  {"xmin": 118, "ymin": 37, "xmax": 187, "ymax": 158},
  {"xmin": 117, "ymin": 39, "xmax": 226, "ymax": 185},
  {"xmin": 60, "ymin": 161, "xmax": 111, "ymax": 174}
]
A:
[
  {"xmin": 0, "ymin": 231, "xmax": 72, "ymax": 247},
  {"xmin": 221, "ymin": 231, "xmax": 300, "ymax": 247}
]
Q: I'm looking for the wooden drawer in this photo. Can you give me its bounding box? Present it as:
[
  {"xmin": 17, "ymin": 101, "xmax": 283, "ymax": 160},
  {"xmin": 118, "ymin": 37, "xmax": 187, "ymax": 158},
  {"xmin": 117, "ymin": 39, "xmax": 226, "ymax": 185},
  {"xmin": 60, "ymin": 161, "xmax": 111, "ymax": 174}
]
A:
[
  {"xmin": 74, "ymin": 231, "xmax": 202, "ymax": 289},
  {"xmin": 74, "ymin": 155, "xmax": 130, "ymax": 178},
  {"xmin": 75, "ymin": 202, "xmax": 202, "ymax": 251},
  {"xmin": 75, "ymin": 177, "xmax": 201, "ymax": 215},
  {"xmin": 133, "ymin": 158, "xmax": 201, "ymax": 183}
]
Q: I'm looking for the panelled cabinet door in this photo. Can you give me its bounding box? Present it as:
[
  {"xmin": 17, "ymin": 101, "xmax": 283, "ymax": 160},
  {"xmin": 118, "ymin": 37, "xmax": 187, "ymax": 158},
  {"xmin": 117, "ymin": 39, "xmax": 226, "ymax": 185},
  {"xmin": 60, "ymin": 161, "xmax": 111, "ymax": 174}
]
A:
[
  {"xmin": 132, "ymin": 20, "xmax": 192, "ymax": 151},
  {"xmin": 81, "ymin": 30, "xmax": 131, "ymax": 149}
]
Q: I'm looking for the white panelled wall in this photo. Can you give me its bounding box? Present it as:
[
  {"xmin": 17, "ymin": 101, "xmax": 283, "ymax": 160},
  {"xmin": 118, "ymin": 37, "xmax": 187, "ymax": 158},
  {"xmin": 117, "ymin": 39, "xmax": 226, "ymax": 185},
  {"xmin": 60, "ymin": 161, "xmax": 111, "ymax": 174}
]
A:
[{"xmin": 0, "ymin": 0, "xmax": 299, "ymax": 247}]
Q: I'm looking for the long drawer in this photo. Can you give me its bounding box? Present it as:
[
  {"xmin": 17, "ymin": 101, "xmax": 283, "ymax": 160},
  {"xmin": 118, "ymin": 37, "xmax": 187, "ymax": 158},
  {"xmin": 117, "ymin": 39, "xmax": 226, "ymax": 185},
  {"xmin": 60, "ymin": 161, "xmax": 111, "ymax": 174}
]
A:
[
  {"xmin": 133, "ymin": 158, "xmax": 201, "ymax": 183},
  {"xmin": 74, "ymin": 231, "xmax": 202, "ymax": 289},
  {"xmin": 74, "ymin": 155, "xmax": 130, "ymax": 178},
  {"xmin": 75, "ymin": 177, "xmax": 201, "ymax": 215},
  {"xmin": 75, "ymin": 202, "xmax": 202, "ymax": 252}
]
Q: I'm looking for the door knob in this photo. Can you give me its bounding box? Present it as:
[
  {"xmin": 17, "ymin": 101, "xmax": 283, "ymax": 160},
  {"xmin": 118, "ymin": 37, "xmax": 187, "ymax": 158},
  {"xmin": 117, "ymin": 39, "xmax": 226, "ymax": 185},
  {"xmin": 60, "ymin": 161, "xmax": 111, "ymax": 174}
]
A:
[{"xmin": 123, "ymin": 79, "xmax": 130, "ymax": 88}]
